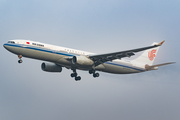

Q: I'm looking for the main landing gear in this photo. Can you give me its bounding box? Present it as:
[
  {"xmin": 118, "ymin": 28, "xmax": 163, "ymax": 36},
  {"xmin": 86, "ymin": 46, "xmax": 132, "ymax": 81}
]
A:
[
  {"xmin": 71, "ymin": 69, "xmax": 81, "ymax": 81},
  {"xmin": 70, "ymin": 69, "xmax": 100, "ymax": 81},
  {"xmin": 89, "ymin": 69, "xmax": 100, "ymax": 78},
  {"xmin": 18, "ymin": 55, "xmax": 23, "ymax": 63}
]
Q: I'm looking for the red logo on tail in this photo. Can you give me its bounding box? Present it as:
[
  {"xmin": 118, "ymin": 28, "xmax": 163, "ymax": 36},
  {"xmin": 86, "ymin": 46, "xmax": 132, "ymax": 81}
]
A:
[{"xmin": 148, "ymin": 49, "xmax": 157, "ymax": 61}]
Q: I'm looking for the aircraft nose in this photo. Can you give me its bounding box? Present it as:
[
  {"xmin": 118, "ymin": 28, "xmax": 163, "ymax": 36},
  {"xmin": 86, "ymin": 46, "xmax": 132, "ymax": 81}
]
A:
[
  {"xmin": 3, "ymin": 44, "xmax": 6, "ymax": 48},
  {"xmin": 3, "ymin": 43, "xmax": 8, "ymax": 49}
]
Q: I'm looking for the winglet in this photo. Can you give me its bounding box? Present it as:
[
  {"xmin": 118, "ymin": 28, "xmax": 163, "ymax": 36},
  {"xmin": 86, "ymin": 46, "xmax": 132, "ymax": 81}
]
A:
[{"xmin": 157, "ymin": 40, "xmax": 165, "ymax": 46}]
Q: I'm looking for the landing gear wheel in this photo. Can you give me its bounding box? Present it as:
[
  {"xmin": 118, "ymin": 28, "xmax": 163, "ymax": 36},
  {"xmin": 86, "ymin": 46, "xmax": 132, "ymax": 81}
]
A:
[
  {"xmin": 71, "ymin": 73, "xmax": 77, "ymax": 77},
  {"xmin": 18, "ymin": 60, "xmax": 23, "ymax": 63},
  {"xmin": 75, "ymin": 76, "xmax": 81, "ymax": 81},
  {"xmin": 95, "ymin": 73, "xmax": 99, "ymax": 77},
  {"xmin": 89, "ymin": 69, "xmax": 95, "ymax": 74},
  {"xmin": 93, "ymin": 73, "xmax": 100, "ymax": 78}
]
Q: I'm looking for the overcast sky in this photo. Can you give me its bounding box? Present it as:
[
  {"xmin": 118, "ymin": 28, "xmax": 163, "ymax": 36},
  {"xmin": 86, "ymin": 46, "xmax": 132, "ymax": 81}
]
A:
[{"xmin": 0, "ymin": 0, "xmax": 180, "ymax": 120}]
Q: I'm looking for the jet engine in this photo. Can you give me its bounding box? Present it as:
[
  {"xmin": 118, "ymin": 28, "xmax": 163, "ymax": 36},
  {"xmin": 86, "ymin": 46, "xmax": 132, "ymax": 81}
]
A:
[
  {"xmin": 72, "ymin": 56, "xmax": 94, "ymax": 66},
  {"xmin": 41, "ymin": 62, "xmax": 62, "ymax": 72}
]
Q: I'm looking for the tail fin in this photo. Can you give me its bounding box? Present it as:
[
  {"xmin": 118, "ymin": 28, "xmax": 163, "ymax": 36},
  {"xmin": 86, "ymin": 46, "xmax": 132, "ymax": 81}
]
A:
[{"xmin": 131, "ymin": 41, "xmax": 165, "ymax": 67}]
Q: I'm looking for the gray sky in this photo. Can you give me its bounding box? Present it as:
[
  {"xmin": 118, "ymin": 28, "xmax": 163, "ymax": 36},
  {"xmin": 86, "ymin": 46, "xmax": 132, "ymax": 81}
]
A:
[{"xmin": 0, "ymin": 0, "xmax": 180, "ymax": 120}]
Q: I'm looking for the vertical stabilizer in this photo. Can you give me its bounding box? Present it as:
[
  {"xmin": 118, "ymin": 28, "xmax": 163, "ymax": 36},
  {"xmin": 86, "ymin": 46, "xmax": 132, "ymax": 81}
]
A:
[{"xmin": 131, "ymin": 41, "xmax": 164, "ymax": 67}]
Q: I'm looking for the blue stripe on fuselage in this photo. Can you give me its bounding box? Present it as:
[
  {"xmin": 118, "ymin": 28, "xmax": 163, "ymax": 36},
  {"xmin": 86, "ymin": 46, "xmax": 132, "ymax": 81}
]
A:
[
  {"xmin": 4, "ymin": 43, "xmax": 75, "ymax": 56},
  {"xmin": 105, "ymin": 62, "xmax": 144, "ymax": 72},
  {"xmin": 4, "ymin": 43, "xmax": 145, "ymax": 72}
]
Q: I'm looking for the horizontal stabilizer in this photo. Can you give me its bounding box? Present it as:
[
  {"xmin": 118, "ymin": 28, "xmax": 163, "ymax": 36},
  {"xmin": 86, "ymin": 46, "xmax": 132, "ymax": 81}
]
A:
[{"xmin": 145, "ymin": 62, "xmax": 176, "ymax": 70}]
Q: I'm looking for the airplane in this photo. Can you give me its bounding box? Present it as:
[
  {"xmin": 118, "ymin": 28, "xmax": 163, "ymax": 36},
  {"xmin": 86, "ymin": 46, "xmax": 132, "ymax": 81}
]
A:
[{"xmin": 3, "ymin": 39, "xmax": 175, "ymax": 81}]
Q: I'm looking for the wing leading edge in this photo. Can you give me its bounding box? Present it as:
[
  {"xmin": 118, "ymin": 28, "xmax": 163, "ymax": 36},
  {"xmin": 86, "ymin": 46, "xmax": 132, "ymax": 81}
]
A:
[{"xmin": 89, "ymin": 41, "xmax": 165, "ymax": 66}]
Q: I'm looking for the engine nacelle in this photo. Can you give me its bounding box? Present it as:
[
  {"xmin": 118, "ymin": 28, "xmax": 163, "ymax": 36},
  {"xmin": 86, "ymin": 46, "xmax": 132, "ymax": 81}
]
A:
[
  {"xmin": 72, "ymin": 56, "xmax": 94, "ymax": 66},
  {"xmin": 41, "ymin": 62, "xmax": 62, "ymax": 72}
]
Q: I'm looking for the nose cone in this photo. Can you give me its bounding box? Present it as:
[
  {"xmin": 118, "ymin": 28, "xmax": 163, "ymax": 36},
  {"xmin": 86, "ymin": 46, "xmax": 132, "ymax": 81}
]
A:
[
  {"xmin": 3, "ymin": 43, "xmax": 7, "ymax": 49},
  {"xmin": 3, "ymin": 43, "xmax": 16, "ymax": 54},
  {"xmin": 3, "ymin": 43, "xmax": 10, "ymax": 51}
]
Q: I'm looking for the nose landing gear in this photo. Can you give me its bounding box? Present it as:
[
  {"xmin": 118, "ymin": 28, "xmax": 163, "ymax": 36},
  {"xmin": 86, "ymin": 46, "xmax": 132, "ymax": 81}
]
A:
[{"xmin": 18, "ymin": 55, "xmax": 23, "ymax": 63}]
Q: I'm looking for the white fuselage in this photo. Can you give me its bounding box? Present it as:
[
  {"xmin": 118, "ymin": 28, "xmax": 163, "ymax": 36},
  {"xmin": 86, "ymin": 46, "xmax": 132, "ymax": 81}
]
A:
[{"xmin": 3, "ymin": 40, "xmax": 146, "ymax": 74}]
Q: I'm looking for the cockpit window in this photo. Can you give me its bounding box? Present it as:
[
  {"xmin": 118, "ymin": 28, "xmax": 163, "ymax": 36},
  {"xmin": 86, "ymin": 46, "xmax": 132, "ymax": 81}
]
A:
[{"xmin": 8, "ymin": 41, "xmax": 15, "ymax": 44}]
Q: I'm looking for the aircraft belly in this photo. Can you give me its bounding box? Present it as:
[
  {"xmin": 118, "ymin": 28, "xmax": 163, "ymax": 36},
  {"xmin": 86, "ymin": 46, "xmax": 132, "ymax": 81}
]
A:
[
  {"xmin": 56, "ymin": 58, "xmax": 72, "ymax": 67},
  {"xmin": 56, "ymin": 58, "xmax": 93, "ymax": 70},
  {"xmin": 22, "ymin": 49, "xmax": 61, "ymax": 62}
]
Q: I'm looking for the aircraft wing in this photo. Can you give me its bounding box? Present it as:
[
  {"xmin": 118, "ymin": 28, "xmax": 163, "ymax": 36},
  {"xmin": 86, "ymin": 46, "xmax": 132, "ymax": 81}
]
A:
[{"xmin": 89, "ymin": 41, "xmax": 165, "ymax": 66}]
